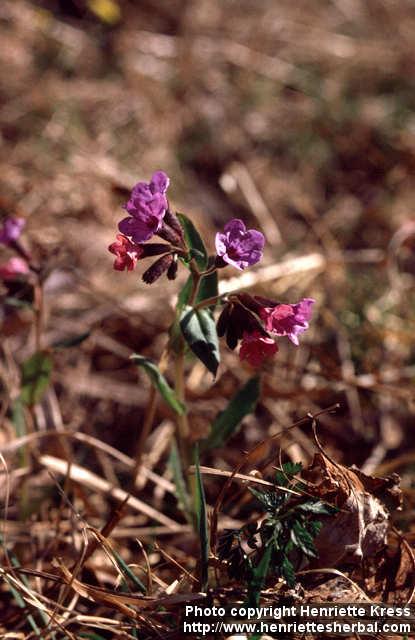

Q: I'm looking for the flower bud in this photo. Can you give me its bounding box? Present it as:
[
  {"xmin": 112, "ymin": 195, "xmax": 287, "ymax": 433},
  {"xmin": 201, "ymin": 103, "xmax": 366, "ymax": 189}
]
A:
[
  {"xmin": 167, "ymin": 255, "xmax": 178, "ymax": 280},
  {"xmin": 142, "ymin": 254, "xmax": 174, "ymax": 284},
  {"xmin": 164, "ymin": 209, "xmax": 184, "ymax": 241},
  {"xmin": 156, "ymin": 221, "xmax": 182, "ymax": 245},
  {"xmin": 141, "ymin": 243, "xmax": 172, "ymax": 257}
]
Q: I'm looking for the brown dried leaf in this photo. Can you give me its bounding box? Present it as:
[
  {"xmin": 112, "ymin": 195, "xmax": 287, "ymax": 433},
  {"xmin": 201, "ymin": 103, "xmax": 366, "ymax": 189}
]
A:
[
  {"xmin": 54, "ymin": 559, "xmax": 206, "ymax": 611},
  {"xmin": 305, "ymin": 453, "xmax": 401, "ymax": 567}
]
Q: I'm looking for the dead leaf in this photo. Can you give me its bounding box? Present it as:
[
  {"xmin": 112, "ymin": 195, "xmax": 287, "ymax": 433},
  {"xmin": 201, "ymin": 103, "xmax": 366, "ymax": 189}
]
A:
[{"xmin": 305, "ymin": 453, "xmax": 401, "ymax": 567}]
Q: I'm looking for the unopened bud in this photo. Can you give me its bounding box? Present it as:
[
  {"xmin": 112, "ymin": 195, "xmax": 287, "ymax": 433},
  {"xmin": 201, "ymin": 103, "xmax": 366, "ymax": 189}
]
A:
[
  {"xmin": 141, "ymin": 243, "xmax": 171, "ymax": 257},
  {"xmin": 167, "ymin": 255, "xmax": 178, "ymax": 280},
  {"xmin": 142, "ymin": 254, "xmax": 174, "ymax": 284},
  {"xmin": 156, "ymin": 221, "xmax": 182, "ymax": 245},
  {"xmin": 164, "ymin": 209, "xmax": 184, "ymax": 241}
]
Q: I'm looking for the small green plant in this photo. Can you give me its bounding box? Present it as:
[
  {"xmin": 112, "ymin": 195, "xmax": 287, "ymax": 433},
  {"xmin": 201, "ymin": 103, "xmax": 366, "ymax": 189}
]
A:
[{"xmin": 218, "ymin": 462, "xmax": 337, "ymax": 602}]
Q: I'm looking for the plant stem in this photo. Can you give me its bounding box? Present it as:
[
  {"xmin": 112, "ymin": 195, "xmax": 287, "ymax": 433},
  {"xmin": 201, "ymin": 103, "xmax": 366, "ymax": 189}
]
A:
[
  {"xmin": 194, "ymin": 294, "xmax": 223, "ymax": 310},
  {"xmin": 188, "ymin": 260, "xmax": 201, "ymax": 306},
  {"xmin": 128, "ymin": 385, "xmax": 158, "ymax": 492}
]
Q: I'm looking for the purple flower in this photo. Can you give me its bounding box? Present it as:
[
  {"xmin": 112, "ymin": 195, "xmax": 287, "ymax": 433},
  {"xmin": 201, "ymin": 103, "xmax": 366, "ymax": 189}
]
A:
[
  {"xmin": 260, "ymin": 298, "xmax": 315, "ymax": 345},
  {"xmin": 0, "ymin": 217, "xmax": 25, "ymax": 245},
  {"xmin": 215, "ymin": 219, "xmax": 265, "ymax": 270},
  {"xmin": 118, "ymin": 171, "xmax": 170, "ymax": 243}
]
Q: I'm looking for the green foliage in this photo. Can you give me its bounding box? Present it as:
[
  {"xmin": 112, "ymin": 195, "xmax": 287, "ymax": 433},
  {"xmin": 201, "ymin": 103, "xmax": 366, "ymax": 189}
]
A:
[
  {"xmin": 201, "ymin": 376, "xmax": 260, "ymax": 451},
  {"xmin": 131, "ymin": 355, "xmax": 186, "ymax": 415},
  {"xmin": 218, "ymin": 462, "xmax": 338, "ymax": 593},
  {"xmin": 177, "ymin": 269, "xmax": 218, "ymax": 309},
  {"xmin": 194, "ymin": 445, "xmax": 209, "ymax": 591},
  {"xmin": 20, "ymin": 351, "xmax": 53, "ymax": 406},
  {"xmin": 169, "ymin": 438, "xmax": 192, "ymax": 520},
  {"xmin": 180, "ymin": 306, "xmax": 220, "ymax": 376},
  {"xmin": 247, "ymin": 543, "xmax": 272, "ymax": 608},
  {"xmin": 110, "ymin": 547, "xmax": 146, "ymax": 594},
  {"xmin": 177, "ymin": 213, "xmax": 208, "ymax": 270}
]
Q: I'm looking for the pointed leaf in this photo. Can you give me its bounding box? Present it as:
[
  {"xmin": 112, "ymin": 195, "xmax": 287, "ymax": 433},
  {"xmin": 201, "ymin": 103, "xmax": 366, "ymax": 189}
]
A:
[
  {"xmin": 247, "ymin": 544, "xmax": 272, "ymax": 607},
  {"xmin": 194, "ymin": 445, "xmax": 209, "ymax": 591},
  {"xmin": 131, "ymin": 355, "xmax": 186, "ymax": 415},
  {"xmin": 290, "ymin": 520, "xmax": 318, "ymax": 558},
  {"xmin": 281, "ymin": 554, "xmax": 296, "ymax": 587},
  {"xmin": 177, "ymin": 213, "xmax": 208, "ymax": 270},
  {"xmin": 169, "ymin": 438, "xmax": 192, "ymax": 520},
  {"xmin": 20, "ymin": 351, "xmax": 53, "ymax": 406},
  {"xmin": 202, "ymin": 376, "xmax": 260, "ymax": 451},
  {"xmin": 275, "ymin": 461, "xmax": 303, "ymax": 487},
  {"xmin": 180, "ymin": 306, "xmax": 220, "ymax": 376}
]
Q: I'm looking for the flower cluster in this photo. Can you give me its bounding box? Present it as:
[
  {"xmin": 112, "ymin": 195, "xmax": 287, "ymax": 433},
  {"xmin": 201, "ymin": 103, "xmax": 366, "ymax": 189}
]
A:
[
  {"xmin": 217, "ymin": 294, "xmax": 315, "ymax": 368},
  {"xmin": 108, "ymin": 171, "xmax": 314, "ymax": 369},
  {"xmin": 109, "ymin": 171, "xmax": 265, "ymax": 282}
]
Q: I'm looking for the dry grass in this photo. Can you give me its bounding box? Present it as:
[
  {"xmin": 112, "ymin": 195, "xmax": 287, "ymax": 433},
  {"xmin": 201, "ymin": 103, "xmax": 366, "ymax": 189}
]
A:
[{"xmin": 0, "ymin": 0, "xmax": 414, "ymax": 637}]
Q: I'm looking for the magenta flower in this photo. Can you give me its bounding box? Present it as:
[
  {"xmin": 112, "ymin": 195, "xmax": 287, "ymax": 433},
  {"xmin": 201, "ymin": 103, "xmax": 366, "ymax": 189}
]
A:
[
  {"xmin": 0, "ymin": 256, "xmax": 29, "ymax": 280},
  {"xmin": 215, "ymin": 219, "xmax": 265, "ymax": 270},
  {"xmin": 0, "ymin": 217, "xmax": 25, "ymax": 245},
  {"xmin": 260, "ymin": 298, "xmax": 315, "ymax": 345},
  {"xmin": 239, "ymin": 331, "xmax": 278, "ymax": 367},
  {"xmin": 108, "ymin": 234, "xmax": 143, "ymax": 271},
  {"xmin": 118, "ymin": 171, "xmax": 170, "ymax": 243}
]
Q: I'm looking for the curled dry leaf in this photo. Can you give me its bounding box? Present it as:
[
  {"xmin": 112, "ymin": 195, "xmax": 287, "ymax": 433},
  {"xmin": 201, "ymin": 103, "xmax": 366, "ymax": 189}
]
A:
[{"xmin": 304, "ymin": 453, "xmax": 402, "ymax": 568}]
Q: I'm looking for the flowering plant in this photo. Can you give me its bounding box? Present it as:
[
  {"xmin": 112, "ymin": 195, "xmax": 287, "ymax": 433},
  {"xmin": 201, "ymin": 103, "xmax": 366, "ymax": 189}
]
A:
[{"xmin": 108, "ymin": 172, "xmax": 315, "ymax": 488}]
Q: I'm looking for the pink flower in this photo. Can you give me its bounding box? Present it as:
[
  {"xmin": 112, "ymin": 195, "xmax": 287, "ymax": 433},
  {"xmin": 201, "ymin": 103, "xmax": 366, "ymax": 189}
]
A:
[
  {"xmin": 108, "ymin": 234, "xmax": 143, "ymax": 271},
  {"xmin": 260, "ymin": 298, "xmax": 315, "ymax": 345},
  {"xmin": 0, "ymin": 257, "xmax": 29, "ymax": 280},
  {"xmin": 118, "ymin": 171, "xmax": 170, "ymax": 243},
  {"xmin": 239, "ymin": 331, "xmax": 278, "ymax": 367},
  {"xmin": 0, "ymin": 217, "xmax": 25, "ymax": 245},
  {"xmin": 215, "ymin": 219, "xmax": 265, "ymax": 270}
]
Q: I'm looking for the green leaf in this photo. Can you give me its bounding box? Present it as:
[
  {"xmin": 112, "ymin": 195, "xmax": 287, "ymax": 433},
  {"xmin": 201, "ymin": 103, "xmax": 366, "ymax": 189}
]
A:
[
  {"xmin": 131, "ymin": 355, "xmax": 186, "ymax": 415},
  {"xmin": 280, "ymin": 554, "xmax": 296, "ymax": 587},
  {"xmin": 177, "ymin": 275, "xmax": 193, "ymax": 310},
  {"xmin": 111, "ymin": 547, "xmax": 146, "ymax": 593},
  {"xmin": 20, "ymin": 351, "xmax": 53, "ymax": 406},
  {"xmin": 274, "ymin": 461, "xmax": 303, "ymax": 487},
  {"xmin": 169, "ymin": 438, "xmax": 192, "ymax": 520},
  {"xmin": 247, "ymin": 544, "xmax": 272, "ymax": 608},
  {"xmin": 249, "ymin": 487, "xmax": 286, "ymax": 512},
  {"xmin": 194, "ymin": 445, "xmax": 209, "ymax": 591},
  {"xmin": 177, "ymin": 213, "xmax": 208, "ymax": 270},
  {"xmin": 290, "ymin": 520, "xmax": 318, "ymax": 558},
  {"xmin": 11, "ymin": 398, "xmax": 27, "ymax": 469},
  {"xmin": 11, "ymin": 398, "xmax": 26, "ymax": 438},
  {"xmin": 52, "ymin": 330, "xmax": 91, "ymax": 349},
  {"xmin": 202, "ymin": 376, "xmax": 260, "ymax": 451},
  {"xmin": 180, "ymin": 306, "xmax": 220, "ymax": 376}
]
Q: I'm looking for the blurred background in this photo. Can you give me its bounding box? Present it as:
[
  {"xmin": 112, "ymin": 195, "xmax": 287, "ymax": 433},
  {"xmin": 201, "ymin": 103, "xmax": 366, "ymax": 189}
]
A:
[{"xmin": 1, "ymin": 0, "xmax": 414, "ymax": 515}]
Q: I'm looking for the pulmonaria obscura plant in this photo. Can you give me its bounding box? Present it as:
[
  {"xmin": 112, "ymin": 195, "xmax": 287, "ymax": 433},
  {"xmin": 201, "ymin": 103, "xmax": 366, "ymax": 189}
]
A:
[
  {"xmin": 107, "ymin": 171, "xmax": 317, "ymax": 591},
  {"xmin": 108, "ymin": 171, "xmax": 315, "ymax": 372}
]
